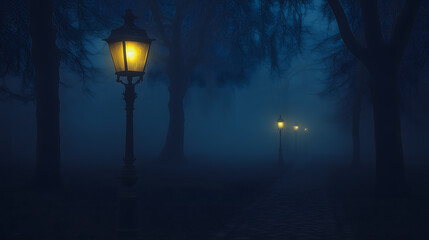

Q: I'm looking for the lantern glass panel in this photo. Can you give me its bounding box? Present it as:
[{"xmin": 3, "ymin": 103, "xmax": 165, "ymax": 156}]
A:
[
  {"xmin": 125, "ymin": 41, "xmax": 150, "ymax": 72},
  {"xmin": 109, "ymin": 41, "xmax": 126, "ymax": 72}
]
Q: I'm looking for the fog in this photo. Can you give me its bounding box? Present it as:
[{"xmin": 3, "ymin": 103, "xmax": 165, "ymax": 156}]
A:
[
  {"xmin": 3, "ymin": 5, "xmax": 428, "ymax": 171},
  {"xmin": 2, "ymin": 1, "xmax": 429, "ymax": 239}
]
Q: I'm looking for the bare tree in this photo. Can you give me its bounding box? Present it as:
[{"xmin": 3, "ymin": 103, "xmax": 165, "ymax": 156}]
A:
[
  {"xmin": 325, "ymin": 0, "xmax": 425, "ymax": 195},
  {"xmin": 1, "ymin": 0, "xmax": 111, "ymax": 189}
]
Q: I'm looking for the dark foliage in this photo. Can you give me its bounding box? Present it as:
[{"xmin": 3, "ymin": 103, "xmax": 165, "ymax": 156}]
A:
[
  {"xmin": 320, "ymin": 0, "xmax": 429, "ymax": 118},
  {"xmin": 0, "ymin": 0, "xmax": 114, "ymax": 100},
  {"xmin": 139, "ymin": 0, "xmax": 312, "ymax": 87}
]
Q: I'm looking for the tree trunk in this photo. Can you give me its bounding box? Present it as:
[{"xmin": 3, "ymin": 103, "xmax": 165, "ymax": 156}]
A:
[
  {"xmin": 326, "ymin": 0, "xmax": 421, "ymax": 197},
  {"xmin": 370, "ymin": 58, "xmax": 405, "ymax": 196},
  {"xmin": 29, "ymin": 0, "xmax": 62, "ymax": 189},
  {"xmin": 161, "ymin": 81, "xmax": 186, "ymax": 163}
]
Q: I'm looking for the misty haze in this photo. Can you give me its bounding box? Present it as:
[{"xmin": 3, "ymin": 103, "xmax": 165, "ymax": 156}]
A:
[{"xmin": 1, "ymin": 0, "xmax": 429, "ymax": 239}]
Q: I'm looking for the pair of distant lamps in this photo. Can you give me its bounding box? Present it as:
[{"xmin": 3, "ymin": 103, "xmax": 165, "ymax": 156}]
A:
[{"xmin": 277, "ymin": 116, "xmax": 302, "ymax": 131}]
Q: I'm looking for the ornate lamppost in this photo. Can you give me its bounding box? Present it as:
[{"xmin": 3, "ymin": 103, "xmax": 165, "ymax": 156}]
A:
[
  {"xmin": 277, "ymin": 116, "xmax": 285, "ymax": 167},
  {"xmin": 105, "ymin": 9, "xmax": 154, "ymax": 236}
]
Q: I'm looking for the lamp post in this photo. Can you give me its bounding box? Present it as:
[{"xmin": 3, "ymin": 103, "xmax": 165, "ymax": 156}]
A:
[
  {"xmin": 293, "ymin": 123, "xmax": 299, "ymax": 156},
  {"xmin": 277, "ymin": 116, "xmax": 285, "ymax": 167},
  {"xmin": 105, "ymin": 9, "xmax": 154, "ymax": 236},
  {"xmin": 303, "ymin": 127, "xmax": 309, "ymax": 159}
]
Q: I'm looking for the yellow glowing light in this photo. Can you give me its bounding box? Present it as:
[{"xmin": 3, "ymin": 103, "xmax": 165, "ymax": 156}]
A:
[
  {"xmin": 304, "ymin": 128, "xmax": 308, "ymax": 131},
  {"xmin": 277, "ymin": 121, "xmax": 284, "ymax": 129},
  {"xmin": 126, "ymin": 48, "xmax": 136, "ymax": 61},
  {"xmin": 108, "ymin": 41, "xmax": 150, "ymax": 73},
  {"xmin": 294, "ymin": 125, "xmax": 299, "ymax": 131},
  {"xmin": 125, "ymin": 41, "xmax": 150, "ymax": 72}
]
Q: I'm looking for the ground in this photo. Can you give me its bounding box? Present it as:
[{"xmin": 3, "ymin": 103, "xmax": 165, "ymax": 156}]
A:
[
  {"xmin": 215, "ymin": 165, "xmax": 344, "ymax": 240},
  {"xmin": 1, "ymin": 156, "xmax": 429, "ymax": 240}
]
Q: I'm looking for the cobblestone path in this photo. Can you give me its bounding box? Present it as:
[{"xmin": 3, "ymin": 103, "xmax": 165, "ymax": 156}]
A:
[{"xmin": 215, "ymin": 166, "xmax": 349, "ymax": 240}]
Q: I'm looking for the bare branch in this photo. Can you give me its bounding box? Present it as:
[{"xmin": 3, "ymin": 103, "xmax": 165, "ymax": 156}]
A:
[
  {"xmin": 147, "ymin": 0, "xmax": 170, "ymax": 45},
  {"xmin": 0, "ymin": 84, "xmax": 33, "ymax": 103},
  {"xmin": 326, "ymin": 0, "xmax": 367, "ymax": 63}
]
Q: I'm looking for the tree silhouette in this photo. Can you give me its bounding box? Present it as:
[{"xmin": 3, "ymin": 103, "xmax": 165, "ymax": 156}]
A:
[
  {"xmin": 29, "ymin": 0, "xmax": 62, "ymax": 189},
  {"xmin": 325, "ymin": 0, "xmax": 425, "ymax": 195},
  {"xmin": 321, "ymin": 0, "xmax": 429, "ymax": 169},
  {"xmin": 1, "ymin": 0, "xmax": 110, "ymax": 189}
]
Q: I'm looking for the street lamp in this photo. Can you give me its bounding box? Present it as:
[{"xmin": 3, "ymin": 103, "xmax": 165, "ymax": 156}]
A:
[
  {"xmin": 105, "ymin": 9, "xmax": 154, "ymax": 236},
  {"xmin": 303, "ymin": 127, "xmax": 309, "ymax": 159},
  {"xmin": 277, "ymin": 115, "xmax": 285, "ymax": 167},
  {"xmin": 293, "ymin": 123, "xmax": 299, "ymax": 155},
  {"xmin": 293, "ymin": 124, "xmax": 299, "ymax": 131}
]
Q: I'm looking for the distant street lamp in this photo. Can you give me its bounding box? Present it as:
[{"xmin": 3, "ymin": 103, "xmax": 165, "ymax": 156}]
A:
[
  {"xmin": 277, "ymin": 116, "xmax": 285, "ymax": 167},
  {"xmin": 303, "ymin": 127, "xmax": 309, "ymax": 158},
  {"xmin": 105, "ymin": 9, "xmax": 154, "ymax": 236},
  {"xmin": 293, "ymin": 124, "xmax": 299, "ymax": 132},
  {"xmin": 293, "ymin": 123, "xmax": 299, "ymax": 155}
]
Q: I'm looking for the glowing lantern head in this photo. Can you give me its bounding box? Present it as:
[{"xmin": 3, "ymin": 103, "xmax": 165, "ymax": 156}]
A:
[
  {"xmin": 277, "ymin": 115, "xmax": 285, "ymax": 129},
  {"xmin": 105, "ymin": 9, "xmax": 154, "ymax": 77},
  {"xmin": 293, "ymin": 124, "xmax": 299, "ymax": 131}
]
